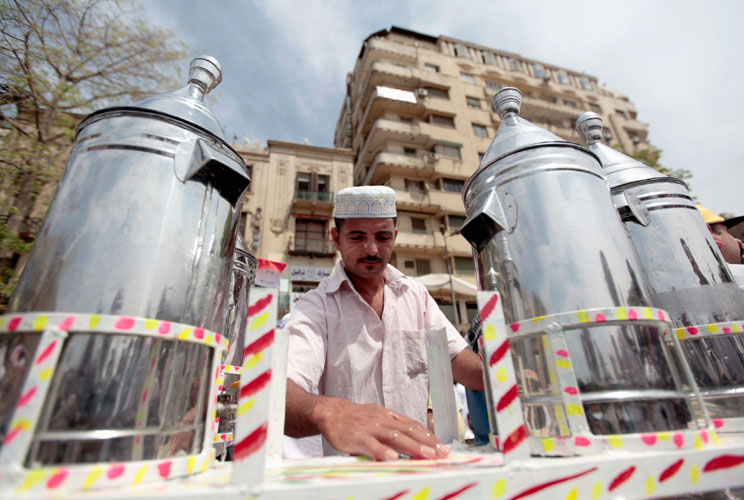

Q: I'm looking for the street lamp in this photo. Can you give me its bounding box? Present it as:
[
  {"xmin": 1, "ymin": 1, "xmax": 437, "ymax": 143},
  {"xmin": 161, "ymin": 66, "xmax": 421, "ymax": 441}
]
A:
[{"xmin": 439, "ymin": 223, "xmax": 460, "ymax": 326}]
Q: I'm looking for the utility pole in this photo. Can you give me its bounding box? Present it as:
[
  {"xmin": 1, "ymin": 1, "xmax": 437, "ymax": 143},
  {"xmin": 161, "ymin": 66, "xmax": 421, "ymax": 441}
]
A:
[{"xmin": 440, "ymin": 224, "xmax": 460, "ymax": 326}]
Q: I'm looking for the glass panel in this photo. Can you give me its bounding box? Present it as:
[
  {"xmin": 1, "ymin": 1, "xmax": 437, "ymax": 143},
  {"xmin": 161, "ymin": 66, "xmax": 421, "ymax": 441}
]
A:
[
  {"xmin": 0, "ymin": 332, "xmax": 42, "ymax": 449},
  {"xmin": 30, "ymin": 334, "xmax": 211, "ymax": 464}
]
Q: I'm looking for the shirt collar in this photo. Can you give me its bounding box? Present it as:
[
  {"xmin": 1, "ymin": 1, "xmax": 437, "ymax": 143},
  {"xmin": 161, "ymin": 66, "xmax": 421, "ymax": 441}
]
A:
[{"xmin": 324, "ymin": 260, "xmax": 409, "ymax": 295}]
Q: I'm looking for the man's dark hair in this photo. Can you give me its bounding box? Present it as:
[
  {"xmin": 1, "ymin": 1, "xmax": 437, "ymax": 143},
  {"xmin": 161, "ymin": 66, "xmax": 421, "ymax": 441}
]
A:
[{"xmin": 334, "ymin": 217, "xmax": 397, "ymax": 231}]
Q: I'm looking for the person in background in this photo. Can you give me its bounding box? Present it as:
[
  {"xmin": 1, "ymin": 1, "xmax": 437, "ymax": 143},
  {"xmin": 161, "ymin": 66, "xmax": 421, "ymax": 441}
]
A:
[
  {"xmin": 463, "ymin": 312, "xmax": 491, "ymax": 446},
  {"xmin": 697, "ymin": 205, "xmax": 744, "ymax": 290},
  {"xmin": 284, "ymin": 186, "xmax": 484, "ymax": 461}
]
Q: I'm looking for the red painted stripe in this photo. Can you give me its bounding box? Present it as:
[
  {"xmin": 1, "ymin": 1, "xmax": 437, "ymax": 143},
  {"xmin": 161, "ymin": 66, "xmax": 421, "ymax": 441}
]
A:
[
  {"xmin": 243, "ymin": 330, "xmax": 275, "ymax": 360},
  {"xmin": 16, "ymin": 386, "xmax": 38, "ymax": 408},
  {"xmin": 659, "ymin": 459, "xmax": 684, "ymax": 482},
  {"xmin": 480, "ymin": 294, "xmax": 499, "ymax": 322},
  {"xmin": 508, "ymin": 467, "xmax": 598, "ymax": 500},
  {"xmin": 233, "ymin": 423, "xmax": 268, "ymax": 461},
  {"xmin": 489, "ymin": 339, "xmax": 510, "ymax": 366},
  {"xmin": 247, "ymin": 294, "xmax": 274, "ymax": 318},
  {"xmin": 380, "ymin": 489, "xmax": 409, "ymax": 500},
  {"xmin": 35, "ymin": 340, "xmax": 58, "ymax": 365},
  {"xmin": 703, "ymin": 454, "xmax": 744, "ymax": 473},
  {"xmin": 437, "ymin": 482, "xmax": 477, "ymax": 500},
  {"xmin": 496, "ymin": 385, "xmax": 519, "ymax": 412},
  {"xmin": 609, "ymin": 466, "xmax": 636, "ymax": 491},
  {"xmin": 157, "ymin": 460, "xmax": 172, "ymax": 478},
  {"xmin": 239, "ymin": 370, "xmax": 272, "ymax": 399},
  {"xmin": 3, "ymin": 424, "xmax": 22, "ymax": 445},
  {"xmin": 502, "ymin": 425, "xmax": 526, "ymax": 454},
  {"xmin": 46, "ymin": 468, "xmax": 68, "ymax": 489}
]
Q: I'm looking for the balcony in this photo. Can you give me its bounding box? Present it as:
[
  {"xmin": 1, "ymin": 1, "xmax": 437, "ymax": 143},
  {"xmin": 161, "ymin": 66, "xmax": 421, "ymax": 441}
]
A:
[
  {"xmin": 363, "ymin": 151, "xmax": 432, "ymax": 184},
  {"xmin": 353, "ymin": 86, "xmax": 424, "ymax": 144},
  {"xmin": 428, "ymin": 190, "xmax": 466, "ymax": 213},
  {"xmin": 292, "ymin": 190, "xmax": 334, "ymax": 210},
  {"xmin": 288, "ymin": 236, "xmax": 337, "ymax": 258},
  {"xmin": 358, "ymin": 119, "xmax": 428, "ymax": 165},
  {"xmin": 395, "ymin": 190, "xmax": 438, "ymax": 213},
  {"xmin": 395, "ymin": 229, "xmax": 438, "ymax": 249},
  {"xmin": 520, "ymin": 95, "xmax": 584, "ymax": 121}
]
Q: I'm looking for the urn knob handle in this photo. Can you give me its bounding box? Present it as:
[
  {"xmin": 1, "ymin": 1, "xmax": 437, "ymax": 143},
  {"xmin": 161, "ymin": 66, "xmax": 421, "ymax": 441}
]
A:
[
  {"xmin": 576, "ymin": 112, "xmax": 603, "ymax": 145},
  {"xmin": 493, "ymin": 87, "xmax": 522, "ymax": 119},
  {"xmin": 188, "ymin": 55, "xmax": 222, "ymax": 97}
]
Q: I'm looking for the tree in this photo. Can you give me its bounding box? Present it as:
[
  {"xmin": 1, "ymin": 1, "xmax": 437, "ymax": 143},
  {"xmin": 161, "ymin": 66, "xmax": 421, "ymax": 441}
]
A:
[
  {"xmin": 0, "ymin": 0, "xmax": 187, "ymax": 303},
  {"xmin": 613, "ymin": 145, "xmax": 694, "ymax": 188}
]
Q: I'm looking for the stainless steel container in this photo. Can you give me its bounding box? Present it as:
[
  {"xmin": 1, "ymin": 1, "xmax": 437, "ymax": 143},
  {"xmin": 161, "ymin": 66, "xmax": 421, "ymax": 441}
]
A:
[
  {"xmin": 1, "ymin": 56, "xmax": 251, "ymax": 467},
  {"xmin": 577, "ymin": 112, "xmax": 744, "ymax": 423},
  {"xmin": 8, "ymin": 56, "xmax": 251, "ymax": 332},
  {"xmin": 223, "ymin": 234, "xmax": 257, "ymax": 368},
  {"xmin": 461, "ymin": 88, "xmax": 700, "ymax": 441}
]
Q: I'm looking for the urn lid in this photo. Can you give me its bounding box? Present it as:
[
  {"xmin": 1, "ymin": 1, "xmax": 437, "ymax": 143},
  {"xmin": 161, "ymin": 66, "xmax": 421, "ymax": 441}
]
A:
[
  {"xmin": 133, "ymin": 55, "xmax": 226, "ymax": 139},
  {"xmin": 475, "ymin": 88, "xmax": 569, "ymax": 170},
  {"xmin": 576, "ymin": 112, "xmax": 676, "ymax": 188}
]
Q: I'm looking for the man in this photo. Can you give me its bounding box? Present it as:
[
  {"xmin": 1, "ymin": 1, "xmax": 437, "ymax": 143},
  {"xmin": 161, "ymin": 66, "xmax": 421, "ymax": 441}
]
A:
[
  {"xmin": 284, "ymin": 186, "xmax": 484, "ymax": 461},
  {"xmin": 697, "ymin": 205, "xmax": 744, "ymax": 265}
]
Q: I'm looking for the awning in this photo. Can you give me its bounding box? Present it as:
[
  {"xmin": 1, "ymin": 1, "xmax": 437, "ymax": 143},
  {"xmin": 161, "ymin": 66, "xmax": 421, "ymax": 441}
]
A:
[{"xmin": 412, "ymin": 273, "xmax": 478, "ymax": 298}]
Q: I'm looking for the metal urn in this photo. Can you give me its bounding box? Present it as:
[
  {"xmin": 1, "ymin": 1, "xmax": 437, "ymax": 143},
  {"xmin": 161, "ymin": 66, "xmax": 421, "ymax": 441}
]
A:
[
  {"xmin": 576, "ymin": 112, "xmax": 744, "ymax": 431},
  {"xmin": 0, "ymin": 55, "xmax": 253, "ymax": 479},
  {"xmin": 460, "ymin": 88, "xmax": 705, "ymax": 455}
]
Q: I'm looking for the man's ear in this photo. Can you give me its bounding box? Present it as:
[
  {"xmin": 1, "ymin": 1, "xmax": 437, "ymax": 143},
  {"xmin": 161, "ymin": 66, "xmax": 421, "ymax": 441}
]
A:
[{"xmin": 331, "ymin": 227, "xmax": 339, "ymax": 246}]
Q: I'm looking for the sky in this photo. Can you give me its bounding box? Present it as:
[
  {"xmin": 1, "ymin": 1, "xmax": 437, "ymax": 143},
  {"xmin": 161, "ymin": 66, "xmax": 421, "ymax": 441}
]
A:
[{"xmin": 139, "ymin": 0, "xmax": 744, "ymax": 217}]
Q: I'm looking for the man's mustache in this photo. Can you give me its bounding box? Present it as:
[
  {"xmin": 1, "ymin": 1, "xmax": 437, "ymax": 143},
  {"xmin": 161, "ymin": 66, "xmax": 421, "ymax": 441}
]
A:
[{"xmin": 359, "ymin": 257, "xmax": 382, "ymax": 263}]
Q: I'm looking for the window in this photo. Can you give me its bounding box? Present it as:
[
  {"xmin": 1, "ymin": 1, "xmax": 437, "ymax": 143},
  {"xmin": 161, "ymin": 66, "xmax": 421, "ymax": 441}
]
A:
[
  {"xmin": 555, "ymin": 70, "xmax": 571, "ymax": 84},
  {"xmin": 295, "ymin": 218, "xmax": 327, "ymax": 252},
  {"xmin": 472, "ymin": 124, "xmax": 489, "ymax": 138},
  {"xmin": 404, "ymin": 260, "xmax": 415, "ymax": 269},
  {"xmin": 485, "ymin": 80, "xmax": 502, "ymax": 91},
  {"xmin": 404, "ymin": 179, "xmax": 426, "ymax": 193},
  {"xmin": 415, "ymin": 259, "xmax": 431, "ymax": 276},
  {"xmin": 454, "ymin": 43, "xmax": 469, "ymax": 59},
  {"xmin": 532, "ymin": 63, "xmax": 547, "ymax": 78},
  {"xmin": 589, "ymin": 103, "xmax": 601, "ymax": 113},
  {"xmin": 460, "ymin": 73, "xmax": 475, "ymax": 84},
  {"xmin": 466, "ymin": 96, "xmax": 481, "ymax": 109},
  {"xmin": 430, "ymin": 114, "xmax": 455, "ymax": 128},
  {"xmin": 411, "ymin": 217, "xmax": 427, "ymax": 232},
  {"xmin": 615, "ymin": 109, "xmax": 627, "ymax": 119},
  {"xmin": 455, "ymin": 256, "xmax": 475, "ymax": 274},
  {"xmin": 424, "ymin": 86, "xmax": 449, "ymax": 99},
  {"xmin": 478, "ymin": 152, "xmax": 486, "ymax": 162},
  {"xmin": 507, "ymin": 58, "xmax": 523, "ymax": 72},
  {"xmin": 442, "ymin": 178, "xmax": 465, "ymax": 193},
  {"xmin": 434, "ymin": 142, "xmax": 462, "ymax": 160},
  {"xmin": 403, "ymin": 147, "xmax": 416, "ymax": 157},
  {"xmin": 578, "ymin": 77, "xmax": 594, "ymax": 90},
  {"xmin": 245, "ymin": 165, "xmax": 254, "ymax": 191},
  {"xmin": 562, "ymin": 99, "xmax": 578, "ymax": 109},
  {"xmin": 425, "ymin": 63, "xmax": 440, "ymax": 73},
  {"xmin": 449, "ymin": 215, "xmax": 467, "ymax": 231},
  {"xmin": 296, "ymin": 172, "xmax": 331, "ymax": 201},
  {"xmin": 481, "ymin": 51, "xmax": 499, "ymax": 65}
]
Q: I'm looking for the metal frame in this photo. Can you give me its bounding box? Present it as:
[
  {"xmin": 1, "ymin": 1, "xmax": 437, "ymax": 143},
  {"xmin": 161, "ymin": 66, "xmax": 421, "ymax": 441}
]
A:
[{"xmin": 0, "ymin": 312, "xmax": 226, "ymax": 494}]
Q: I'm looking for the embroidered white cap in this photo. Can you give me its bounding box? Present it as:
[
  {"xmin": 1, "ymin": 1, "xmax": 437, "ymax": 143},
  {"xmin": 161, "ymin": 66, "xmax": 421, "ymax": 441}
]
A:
[{"xmin": 334, "ymin": 186, "xmax": 397, "ymax": 219}]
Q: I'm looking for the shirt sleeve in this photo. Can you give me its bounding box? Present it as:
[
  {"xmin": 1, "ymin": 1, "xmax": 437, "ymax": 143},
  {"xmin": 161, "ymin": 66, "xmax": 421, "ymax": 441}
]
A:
[
  {"xmin": 285, "ymin": 290, "xmax": 328, "ymax": 394},
  {"xmin": 422, "ymin": 287, "xmax": 468, "ymax": 359}
]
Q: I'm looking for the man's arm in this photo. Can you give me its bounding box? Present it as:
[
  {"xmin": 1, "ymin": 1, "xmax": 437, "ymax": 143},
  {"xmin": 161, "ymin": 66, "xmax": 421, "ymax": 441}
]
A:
[
  {"xmin": 285, "ymin": 380, "xmax": 450, "ymax": 461},
  {"xmin": 451, "ymin": 348, "xmax": 484, "ymax": 392}
]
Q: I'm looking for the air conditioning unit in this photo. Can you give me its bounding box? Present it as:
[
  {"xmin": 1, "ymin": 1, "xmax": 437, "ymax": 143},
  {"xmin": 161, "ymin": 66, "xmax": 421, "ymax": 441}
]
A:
[{"xmin": 415, "ymin": 88, "xmax": 428, "ymax": 97}]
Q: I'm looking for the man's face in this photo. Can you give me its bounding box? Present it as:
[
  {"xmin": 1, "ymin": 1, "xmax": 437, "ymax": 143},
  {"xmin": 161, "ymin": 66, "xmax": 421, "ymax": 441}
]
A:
[
  {"xmin": 332, "ymin": 218, "xmax": 397, "ymax": 280},
  {"xmin": 709, "ymin": 223, "xmax": 743, "ymax": 265}
]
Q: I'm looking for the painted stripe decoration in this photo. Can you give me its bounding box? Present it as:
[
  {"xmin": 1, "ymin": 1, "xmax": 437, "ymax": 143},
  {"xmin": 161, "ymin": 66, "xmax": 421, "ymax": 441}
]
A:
[
  {"xmin": 496, "ymin": 385, "xmax": 519, "ymax": 412},
  {"xmin": 239, "ymin": 369, "xmax": 272, "ymax": 399},
  {"xmin": 233, "ymin": 423, "xmax": 269, "ymax": 461},
  {"xmin": 502, "ymin": 425, "xmax": 526, "ymax": 454},
  {"xmin": 247, "ymin": 294, "xmax": 273, "ymax": 317},
  {"xmin": 659, "ymin": 459, "xmax": 684, "ymax": 482},
  {"xmin": 480, "ymin": 293, "xmax": 499, "ymax": 322},
  {"xmin": 489, "ymin": 339, "xmax": 510, "ymax": 366},
  {"xmin": 35, "ymin": 340, "xmax": 58, "ymax": 365},
  {"xmin": 609, "ymin": 465, "xmax": 636, "ymax": 491},
  {"xmin": 703, "ymin": 454, "xmax": 744, "ymax": 472},
  {"xmin": 438, "ymin": 482, "xmax": 477, "ymax": 500},
  {"xmin": 243, "ymin": 329, "xmax": 275, "ymax": 360},
  {"xmin": 507, "ymin": 467, "xmax": 598, "ymax": 500}
]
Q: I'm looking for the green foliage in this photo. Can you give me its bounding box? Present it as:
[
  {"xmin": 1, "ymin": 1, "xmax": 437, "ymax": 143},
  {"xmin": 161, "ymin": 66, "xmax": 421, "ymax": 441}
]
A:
[
  {"xmin": 612, "ymin": 144, "xmax": 694, "ymax": 187},
  {"xmin": 0, "ymin": 0, "xmax": 188, "ymax": 301}
]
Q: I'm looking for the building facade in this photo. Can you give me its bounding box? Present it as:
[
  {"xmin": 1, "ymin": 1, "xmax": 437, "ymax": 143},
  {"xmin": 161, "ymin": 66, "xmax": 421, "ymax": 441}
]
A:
[
  {"xmin": 333, "ymin": 26, "xmax": 651, "ymax": 328},
  {"xmin": 234, "ymin": 140, "xmax": 353, "ymax": 314}
]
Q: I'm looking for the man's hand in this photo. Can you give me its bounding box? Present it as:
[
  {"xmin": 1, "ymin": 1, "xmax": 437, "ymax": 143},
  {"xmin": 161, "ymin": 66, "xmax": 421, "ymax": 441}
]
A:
[{"xmin": 285, "ymin": 380, "xmax": 449, "ymax": 461}]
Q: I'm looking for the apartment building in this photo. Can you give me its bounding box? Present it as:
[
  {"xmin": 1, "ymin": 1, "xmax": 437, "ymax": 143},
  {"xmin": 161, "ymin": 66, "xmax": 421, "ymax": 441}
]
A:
[
  {"xmin": 234, "ymin": 140, "xmax": 353, "ymax": 314},
  {"xmin": 333, "ymin": 26, "xmax": 651, "ymax": 327}
]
